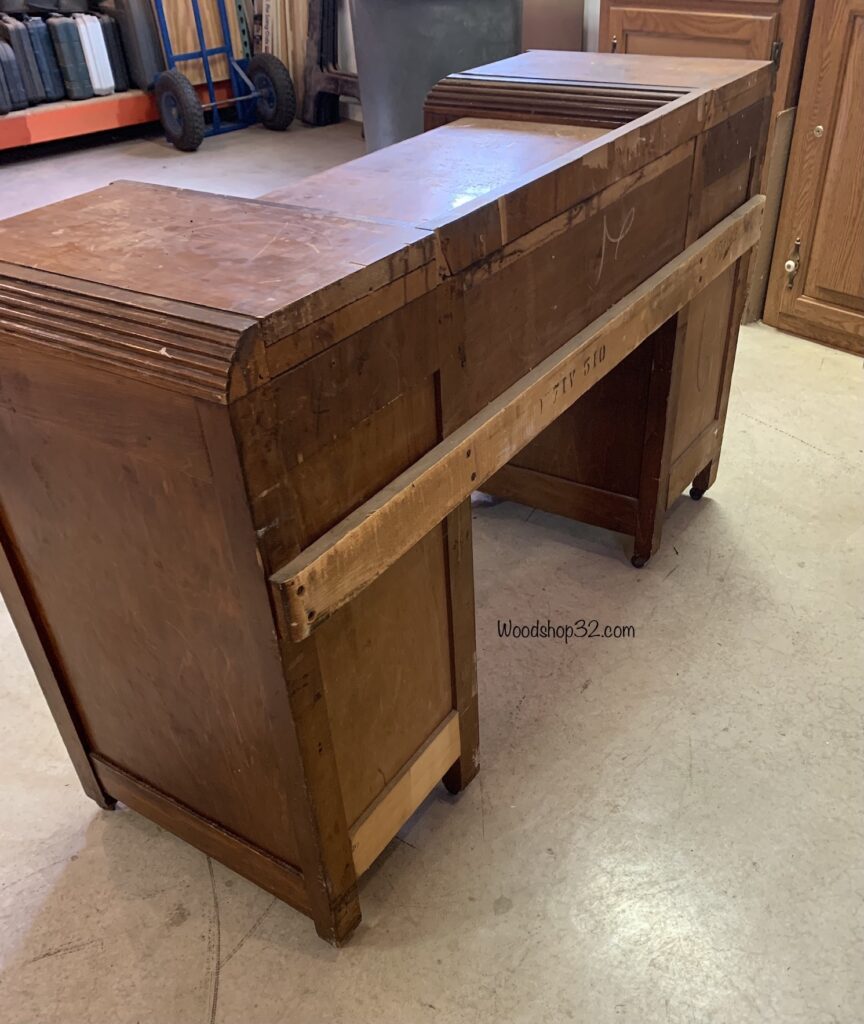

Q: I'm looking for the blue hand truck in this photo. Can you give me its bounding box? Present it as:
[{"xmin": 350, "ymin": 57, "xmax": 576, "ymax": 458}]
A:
[{"xmin": 151, "ymin": 0, "xmax": 296, "ymax": 151}]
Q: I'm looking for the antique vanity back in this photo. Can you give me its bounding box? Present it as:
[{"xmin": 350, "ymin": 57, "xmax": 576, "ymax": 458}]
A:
[{"xmin": 0, "ymin": 52, "xmax": 772, "ymax": 943}]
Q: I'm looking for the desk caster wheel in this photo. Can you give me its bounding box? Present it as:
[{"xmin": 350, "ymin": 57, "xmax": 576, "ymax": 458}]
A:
[
  {"xmin": 631, "ymin": 554, "xmax": 648, "ymax": 568},
  {"xmin": 690, "ymin": 486, "xmax": 705, "ymax": 501}
]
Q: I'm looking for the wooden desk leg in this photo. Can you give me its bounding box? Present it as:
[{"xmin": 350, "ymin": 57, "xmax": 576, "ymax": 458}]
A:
[
  {"xmin": 690, "ymin": 251, "xmax": 753, "ymax": 502},
  {"xmin": 278, "ymin": 638, "xmax": 362, "ymax": 944},
  {"xmin": 673, "ymin": 98, "xmax": 772, "ymax": 512},
  {"xmin": 631, "ymin": 316, "xmax": 680, "ymax": 568},
  {"xmin": 690, "ymin": 461, "xmax": 715, "ymax": 500},
  {"xmin": 442, "ymin": 499, "xmax": 479, "ymax": 794},
  {"xmin": 439, "ymin": 285, "xmax": 480, "ymax": 795}
]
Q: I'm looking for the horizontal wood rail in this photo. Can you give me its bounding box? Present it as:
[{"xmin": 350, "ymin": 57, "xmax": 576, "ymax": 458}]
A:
[
  {"xmin": 271, "ymin": 196, "xmax": 765, "ymax": 640},
  {"xmin": 349, "ymin": 712, "xmax": 460, "ymax": 876}
]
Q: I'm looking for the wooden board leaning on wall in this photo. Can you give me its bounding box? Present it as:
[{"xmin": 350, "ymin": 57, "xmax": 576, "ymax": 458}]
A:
[
  {"xmin": 260, "ymin": 0, "xmax": 308, "ymax": 106},
  {"xmin": 167, "ymin": 0, "xmax": 305, "ymax": 104}
]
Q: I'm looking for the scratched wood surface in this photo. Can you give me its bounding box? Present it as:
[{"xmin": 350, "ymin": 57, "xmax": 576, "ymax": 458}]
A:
[
  {"xmin": 0, "ymin": 52, "xmax": 772, "ymax": 945},
  {"xmin": 263, "ymin": 123, "xmax": 692, "ymax": 424},
  {"xmin": 263, "ymin": 118, "xmax": 609, "ymax": 223},
  {"xmin": 457, "ymin": 49, "xmax": 769, "ymax": 89},
  {"xmin": 0, "ymin": 183, "xmax": 433, "ymax": 327}
]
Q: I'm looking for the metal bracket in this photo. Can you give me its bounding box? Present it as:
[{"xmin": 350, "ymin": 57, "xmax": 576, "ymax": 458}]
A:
[{"xmin": 302, "ymin": 0, "xmax": 360, "ymax": 125}]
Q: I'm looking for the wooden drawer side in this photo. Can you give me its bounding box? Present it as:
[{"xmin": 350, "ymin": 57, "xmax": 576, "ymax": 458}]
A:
[{"xmin": 0, "ymin": 339, "xmax": 302, "ymax": 870}]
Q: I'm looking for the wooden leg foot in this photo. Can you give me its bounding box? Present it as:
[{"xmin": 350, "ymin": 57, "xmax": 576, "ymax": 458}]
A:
[
  {"xmin": 443, "ymin": 751, "xmax": 478, "ymax": 795},
  {"xmin": 443, "ymin": 499, "xmax": 479, "ymax": 797},
  {"xmin": 691, "ymin": 459, "xmax": 717, "ymax": 499},
  {"xmin": 312, "ymin": 888, "xmax": 362, "ymax": 946},
  {"xmin": 631, "ymin": 553, "xmax": 649, "ymax": 569}
]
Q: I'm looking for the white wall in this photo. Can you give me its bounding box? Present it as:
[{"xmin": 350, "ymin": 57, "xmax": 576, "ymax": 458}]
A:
[
  {"xmin": 337, "ymin": 0, "xmax": 362, "ymax": 121},
  {"xmin": 337, "ymin": 0, "xmax": 357, "ymax": 71},
  {"xmin": 583, "ymin": 0, "xmax": 600, "ymax": 51}
]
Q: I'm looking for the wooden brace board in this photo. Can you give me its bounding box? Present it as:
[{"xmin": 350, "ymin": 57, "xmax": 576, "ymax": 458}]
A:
[{"xmin": 272, "ymin": 196, "xmax": 765, "ymax": 640}]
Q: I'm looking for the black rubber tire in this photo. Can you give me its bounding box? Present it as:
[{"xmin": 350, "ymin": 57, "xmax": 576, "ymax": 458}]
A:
[
  {"xmin": 248, "ymin": 53, "xmax": 296, "ymax": 131},
  {"xmin": 155, "ymin": 69, "xmax": 205, "ymax": 152}
]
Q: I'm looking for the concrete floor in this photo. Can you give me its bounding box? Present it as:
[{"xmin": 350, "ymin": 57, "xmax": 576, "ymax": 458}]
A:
[
  {"xmin": 1, "ymin": 123, "xmax": 863, "ymax": 1024},
  {"xmin": 0, "ymin": 120, "xmax": 365, "ymax": 218}
]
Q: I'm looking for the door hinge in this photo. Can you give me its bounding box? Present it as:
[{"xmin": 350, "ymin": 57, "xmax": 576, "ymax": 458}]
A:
[{"xmin": 771, "ymin": 40, "xmax": 783, "ymax": 67}]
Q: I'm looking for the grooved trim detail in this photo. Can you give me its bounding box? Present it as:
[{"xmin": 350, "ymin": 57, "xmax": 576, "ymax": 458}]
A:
[
  {"xmin": 425, "ymin": 76, "xmax": 689, "ymax": 128},
  {"xmin": 0, "ymin": 266, "xmax": 253, "ymax": 403}
]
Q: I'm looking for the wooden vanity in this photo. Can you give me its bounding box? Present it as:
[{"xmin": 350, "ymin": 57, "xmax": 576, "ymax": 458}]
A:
[
  {"xmin": 0, "ymin": 53, "xmax": 771, "ymax": 944},
  {"xmin": 423, "ymin": 51, "xmax": 774, "ymax": 563}
]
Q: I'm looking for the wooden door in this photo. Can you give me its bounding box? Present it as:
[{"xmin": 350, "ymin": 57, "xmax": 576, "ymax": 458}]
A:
[
  {"xmin": 603, "ymin": 5, "xmax": 778, "ymax": 60},
  {"xmin": 764, "ymin": 0, "xmax": 864, "ymax": 354},
  {"xmin": 599, "ymin": 1, "xmax": 814, "ymax": 114},
  {"xmin": 598, "ymin": 1, "xmax": 816, "ymax": 325}
]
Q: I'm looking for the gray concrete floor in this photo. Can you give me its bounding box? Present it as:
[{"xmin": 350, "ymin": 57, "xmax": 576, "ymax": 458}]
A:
[
  {"xmin": 1, "ymin": 123, "xmax": 863, "ymax": 1024},
  {"xmin": 1, "ymin": 120, "xmax": 365, "ymax": 218}
]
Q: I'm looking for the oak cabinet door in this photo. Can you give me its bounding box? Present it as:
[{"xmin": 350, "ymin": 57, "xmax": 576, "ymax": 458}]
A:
[
  {"xmin": 602, "ymin": 6, "xmax": 778, "ymax": 59},
  {"xmin": 764, "ymin": 0, "xmax": 864, "ymax": 354}
]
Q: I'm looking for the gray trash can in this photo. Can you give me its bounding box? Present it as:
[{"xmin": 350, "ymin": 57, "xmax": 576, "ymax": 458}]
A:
[{"xmin": 349, "ymin": 0, "xmax": 522, "ymax": 152}]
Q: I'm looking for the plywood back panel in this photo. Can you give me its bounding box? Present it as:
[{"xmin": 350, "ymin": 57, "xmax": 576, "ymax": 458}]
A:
[
  {"xmin": 318, "ymin": 527, "xmax": 454, "ymax": 827},
  {"xmin": 164, "ymin": 0, "xmax": 245, "ymax": 85}
]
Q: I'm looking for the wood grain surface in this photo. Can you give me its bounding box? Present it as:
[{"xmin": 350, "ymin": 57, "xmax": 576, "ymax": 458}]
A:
[
  {"xmin": 0, "ymin": 52, "xmax": 773, "ymax": 944},
  {"xmin": 765, "ymin": 0, "xmax": 864, "ymax": 353},
  {"xmin": 273, "ymin": 197, "xmax": 765, "ymax": 639}
]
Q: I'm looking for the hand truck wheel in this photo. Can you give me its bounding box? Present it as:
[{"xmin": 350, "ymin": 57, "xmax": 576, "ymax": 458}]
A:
[
  {"xmin": 248, "ymin": 54, "xmax": 296, "ymax": 131},
  {"xmin": 155, "ymin": 69, "xmax": 205, "ymax": 152}
]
